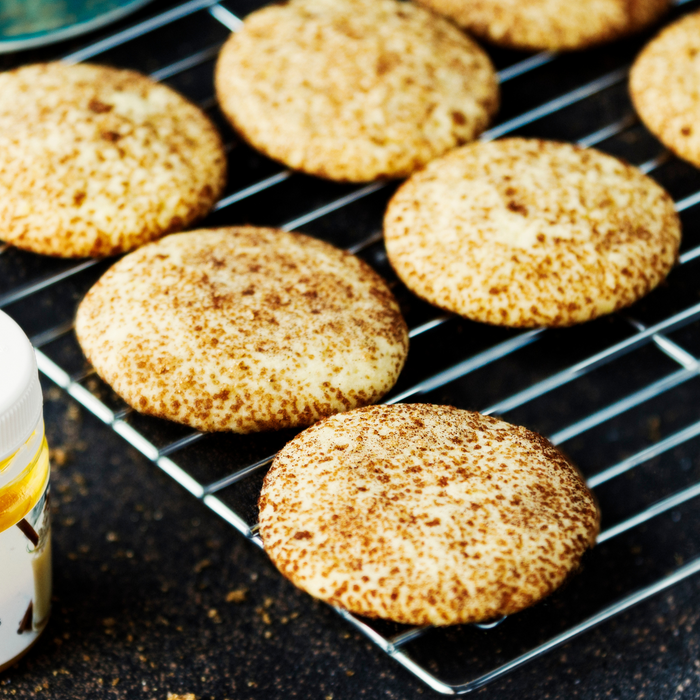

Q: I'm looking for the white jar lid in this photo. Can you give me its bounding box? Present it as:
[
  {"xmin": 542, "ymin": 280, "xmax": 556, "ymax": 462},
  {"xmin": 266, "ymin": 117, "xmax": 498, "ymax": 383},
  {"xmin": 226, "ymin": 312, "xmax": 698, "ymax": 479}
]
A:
[{"xmin": 0, "ymin": 311, "xmax": 43, "ymax": 462}]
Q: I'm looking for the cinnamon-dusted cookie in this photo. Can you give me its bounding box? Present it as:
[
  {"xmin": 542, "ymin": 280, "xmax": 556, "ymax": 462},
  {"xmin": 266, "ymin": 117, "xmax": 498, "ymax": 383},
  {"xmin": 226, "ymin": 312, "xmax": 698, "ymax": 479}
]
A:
[
  {"xmin": 259, "ymin": 403, "xmax": 599, "ymax": 626},
  {"xmin": 384, "ymin": 138, "xmax": 680, "ymax": 328},
  {"xmin": 0, "ymin": 62, "xmax": 226, "ymax": 258},
  {"xmin": 630, "ymin": 10, "xmax": 700, "ymax": 170},
  {"xmin": 75, "ymin": 227, "xmax": 408, "ymax": 433},
  {"xmin": 214, "ymin": 0, "xmax": 498, "ymax": 183},
  {"xmin": 414, "ymin": 0, "xmax": 670, "ymax": 52}
]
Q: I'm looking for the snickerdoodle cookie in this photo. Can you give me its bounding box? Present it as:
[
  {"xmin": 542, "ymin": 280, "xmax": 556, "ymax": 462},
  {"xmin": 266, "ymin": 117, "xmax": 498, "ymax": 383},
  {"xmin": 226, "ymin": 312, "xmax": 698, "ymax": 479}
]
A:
[
  {"xmin": 0, "ymin": 62, "xmax": 226, "ymax": 257},
  {"xmin": 259, "ymin": 403, "xmax": 599, "ymax": 625},
  {"xmin": 215, "ymin": 0, "xmax": 498, "ymax": 182},
  {"xmin": 384, "ymin": 138, "xmax": 680, "ymax": 328},
  {"xmin": 75, "ymin": 227, "xmax": 408, "ymax": 432},
  {"xmin": 630, "ymin": 9, "xmax": 700, "ymax": 170},
  {"xmin": 414, "ymin": 0, "xmax": 670, "ymax": 51}
]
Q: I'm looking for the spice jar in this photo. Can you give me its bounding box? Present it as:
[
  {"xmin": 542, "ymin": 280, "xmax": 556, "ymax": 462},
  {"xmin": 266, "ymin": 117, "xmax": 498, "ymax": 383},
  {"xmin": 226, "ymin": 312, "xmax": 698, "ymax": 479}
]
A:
[{"xmin": 0, "ymin": 310, "xmax": 51, "ymax": 672}]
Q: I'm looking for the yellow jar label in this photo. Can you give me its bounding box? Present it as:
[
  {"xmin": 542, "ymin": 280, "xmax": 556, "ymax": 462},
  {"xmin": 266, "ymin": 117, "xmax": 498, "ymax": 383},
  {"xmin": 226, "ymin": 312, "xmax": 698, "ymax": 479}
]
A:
[
  {"xmin": 0, "ymin": 440, "xmax": 49, "ymax": 534},
  {"xmin": 0, "ymin": 439, "xmax": 51, "ymax": 671}
]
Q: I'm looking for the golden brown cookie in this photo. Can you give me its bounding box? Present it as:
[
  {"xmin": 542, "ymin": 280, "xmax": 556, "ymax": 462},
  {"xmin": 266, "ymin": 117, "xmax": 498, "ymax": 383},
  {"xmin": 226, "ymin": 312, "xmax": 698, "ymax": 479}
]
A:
[
  {"xmin": 414, "ymin": 0, "xmax": 670, "ymax": 51},
  {"xmin": 214, "ymin": 0, "xmax": 498, "ymax": 183},
  {"xmin": 0, "ymin": 62, "xmax": 226, "ymax": 258},
  {"xmin": 259, "ymin": 403, "xmax": 600, "ymax": 626},
  {"xmin": 630, "ymin": 10, "xmax": 700, "ymax": 170},
  {"xmin": 383, "ymin": 138, "xmax": 680, "ymax": 328},
  {"xmin": 75, "ymin": 227, "xmax": 409, "ymax": 433}
]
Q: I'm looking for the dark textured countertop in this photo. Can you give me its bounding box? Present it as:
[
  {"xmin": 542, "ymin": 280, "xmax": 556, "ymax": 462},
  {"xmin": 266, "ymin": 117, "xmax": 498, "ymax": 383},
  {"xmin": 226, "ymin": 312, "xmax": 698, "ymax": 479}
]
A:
[
  {"xmin": 0, "ymin": 379, "xmax": 697, "ymax": 700},
  {"xmin": 2, "ymin": 0, "xmax": 700, "ymax": 698}
]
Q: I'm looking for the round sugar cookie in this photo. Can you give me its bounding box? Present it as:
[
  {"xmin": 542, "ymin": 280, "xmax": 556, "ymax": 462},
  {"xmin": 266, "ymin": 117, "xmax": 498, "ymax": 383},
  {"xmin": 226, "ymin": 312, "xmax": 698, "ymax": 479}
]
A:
[
  {"xmin": 0, "ymin": 62, "xmax": 226, "ymax": 258},
  {"xmin": 414, "ymin": 0, "xmax": 670, "ymax": 52},
  {"xmin": 384, "ymin": 138, "xmax": 680, "ymax": 328},
  {"xmin": 214, "ymin": 0, "xmax": 499, "ymax": 183},
  {"xmin": 75, "ymin": 227, "xmax": 408, "ymax": 433},
  {"xmin": 259, "ymin": 403, "xmax": 600, "ymax": 626},
  {"xmin": 630, "ymin": 10, "xmax": 700, "ymax": 170}
]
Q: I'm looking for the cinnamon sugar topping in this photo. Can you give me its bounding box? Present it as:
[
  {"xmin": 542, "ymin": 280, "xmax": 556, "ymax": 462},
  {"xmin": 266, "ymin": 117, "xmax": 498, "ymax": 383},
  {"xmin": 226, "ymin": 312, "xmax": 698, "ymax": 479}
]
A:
[
  {"xmin": 75, "ymin": 227, "xmax": 408, "ymax": 433},
  {"xmin": 384, "ymin": 138, "xmax": 680, "ymax": 328},
  {"xmin": 259, "ymin": 404, "xmax": 599, "ymax": 626}
]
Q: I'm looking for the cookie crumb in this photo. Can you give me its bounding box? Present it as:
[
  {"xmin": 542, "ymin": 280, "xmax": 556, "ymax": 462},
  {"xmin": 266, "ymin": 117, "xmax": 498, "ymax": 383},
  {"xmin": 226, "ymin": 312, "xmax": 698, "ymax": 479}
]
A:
[{"xmin": 225, "ymin": 588, "xmax": 248, "ymax": 603}]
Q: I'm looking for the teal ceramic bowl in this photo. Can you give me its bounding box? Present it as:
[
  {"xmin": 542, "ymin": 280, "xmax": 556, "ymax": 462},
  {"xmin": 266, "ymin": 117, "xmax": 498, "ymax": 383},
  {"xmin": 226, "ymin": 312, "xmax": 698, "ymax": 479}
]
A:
[{"xmin": 0, "ymin": 0, "xmax": 155, "ymax": 52}]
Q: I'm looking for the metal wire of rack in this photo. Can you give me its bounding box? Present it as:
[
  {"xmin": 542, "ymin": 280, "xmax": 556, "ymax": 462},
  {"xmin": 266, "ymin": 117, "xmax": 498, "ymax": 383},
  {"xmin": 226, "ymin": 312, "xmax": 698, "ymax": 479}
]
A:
[{"xmin": 3, "ymin": 0, "xmax": 700, "ymax": 693}]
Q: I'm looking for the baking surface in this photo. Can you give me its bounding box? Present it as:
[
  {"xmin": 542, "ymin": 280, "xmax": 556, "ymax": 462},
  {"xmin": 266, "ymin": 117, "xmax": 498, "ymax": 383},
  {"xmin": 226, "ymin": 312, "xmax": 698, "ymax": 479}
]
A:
[{"xmin": 2, "ymin": 0, "xmax": 700, "ymax": 697}]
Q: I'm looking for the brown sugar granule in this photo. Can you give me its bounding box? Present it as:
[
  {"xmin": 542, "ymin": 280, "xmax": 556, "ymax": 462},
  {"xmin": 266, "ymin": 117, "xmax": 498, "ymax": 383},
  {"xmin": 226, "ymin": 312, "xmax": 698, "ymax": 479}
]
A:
[{"xmin": 225, "ymin": 588, "xmax": 248, "ymax": 603}]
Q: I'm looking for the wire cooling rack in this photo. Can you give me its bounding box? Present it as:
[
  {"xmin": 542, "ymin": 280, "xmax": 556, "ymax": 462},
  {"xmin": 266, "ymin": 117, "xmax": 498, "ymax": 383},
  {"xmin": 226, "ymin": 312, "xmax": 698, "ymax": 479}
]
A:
[{"xmin": 3, "ymin": 0, "xmax": 700, "ymax": 693}]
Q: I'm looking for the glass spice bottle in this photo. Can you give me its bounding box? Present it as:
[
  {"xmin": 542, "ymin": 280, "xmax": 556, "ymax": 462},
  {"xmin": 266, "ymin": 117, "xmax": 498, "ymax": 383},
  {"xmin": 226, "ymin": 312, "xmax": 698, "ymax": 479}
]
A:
[{"xmin": 0, "ymin": 310, "xmax": 51, "ymax": 672}]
